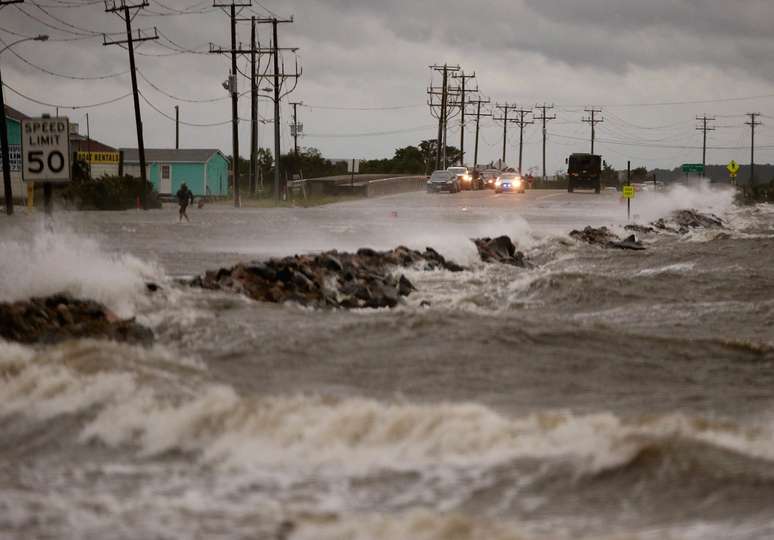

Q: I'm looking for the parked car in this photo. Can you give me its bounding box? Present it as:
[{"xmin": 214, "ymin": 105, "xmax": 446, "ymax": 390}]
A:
[
  {"xmin": 495, "ymin": 172, "xmax": 526, "ymax": 194},
  {"xmin": 480, "ymin": 169, "xmax": 500, "ymax": 190},
  {"xmin": 427, "ymin": 170, "xmax": 460, "ymax": 193},
  {"xmin": 447, "ymin": 166, "xmax": 473, "ymax": 190}
]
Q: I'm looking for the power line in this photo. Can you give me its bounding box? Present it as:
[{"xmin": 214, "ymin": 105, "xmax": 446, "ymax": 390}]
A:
[{"xmin": 2, "ymin": 81, "xmax": 132, "ymax": 108}]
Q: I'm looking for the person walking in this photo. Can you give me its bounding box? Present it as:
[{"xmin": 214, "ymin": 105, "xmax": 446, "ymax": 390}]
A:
[{"xmin": 176, "ymin": 182, "xmax": 194, "ymax": 222}]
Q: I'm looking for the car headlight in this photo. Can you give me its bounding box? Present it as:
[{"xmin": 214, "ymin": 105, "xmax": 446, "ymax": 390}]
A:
[
  {"xmin": 514, "ymin": 179, "xmax": 521, "ymax": 186},
  {"xmin": 495, "ymin": 179, "xmax": 501, "ymax": 186}
]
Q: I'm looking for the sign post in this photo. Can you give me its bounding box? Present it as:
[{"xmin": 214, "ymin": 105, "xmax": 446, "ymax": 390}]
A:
[
  {"xmin": 21, "ymin": 116, "xmax": 71, "ymax": 216},
  {"xmin": 727, "ymin": 160, "xmax": 740, "ymax": 185},
  {"xmin": 348, "ymin": 158, "xmax": 360, "ymax": 187}
]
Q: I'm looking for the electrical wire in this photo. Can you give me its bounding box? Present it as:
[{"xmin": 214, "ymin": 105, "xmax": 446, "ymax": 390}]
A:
[{"xmin": 2, "ymin": 82, "xmax": 132, "ymax": 109}]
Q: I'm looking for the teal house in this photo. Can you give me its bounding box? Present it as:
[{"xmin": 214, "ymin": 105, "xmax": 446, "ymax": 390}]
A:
[
  {"xmin": 121, "ymin": 148, "xmax": 230, "ymax": 196},
  {"xmin": 2, "ymin": 106, "xmax": 28, "ymax": 200}
]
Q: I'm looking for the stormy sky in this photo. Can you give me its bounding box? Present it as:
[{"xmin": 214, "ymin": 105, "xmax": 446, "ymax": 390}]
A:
[{"xmin": 2, "ymin": 0, "xmax": 773, "ymax": 173}]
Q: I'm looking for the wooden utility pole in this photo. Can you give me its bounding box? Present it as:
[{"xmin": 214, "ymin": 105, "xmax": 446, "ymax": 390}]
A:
[
  {"xmin": 452, "ymin": 71, "xmax": 476, "ymax": 166},
  {"xmin": 103, "ymin": 0, "xmax": 158, "ymax": 210},
  {"xmin": 174, "ymin": 105, "xmax": 179, "ymax": 149},
  {"xmin": 216, "ymin": 14, "xmax": 299, "ymax": 204},
  {"xmin": 512, "ymin": 108, "xmax": 533, "ymax": 174},
  {"xmin": 494, "ymin": 103, "xmax": 520, "ymax": 166},
  {"xmin": 746, "ymin": 113, "xmax": 761, "ymax": 190},
  {"xmin": 210, "ymin": 1, "xmax": 251, "ymax": 207},
  {"xmin": 534, "ymin": 104, "xmax": 556, "ymax": 181},
  {"xmin": 467, "ymin": 96, "xmax": 491, "ymax": 169},
  {"xmin": 290, "ymin": 101, "xmax": 302, "ymax": 156},
  {"xmin": 428, "ymin": 64, "xmax": 460, "ymax": 170},
  {"xmin": 696, "ymin": 114, "xmax": 715, "ymax": 173},
  {"xmin": 582, "ymin": 107, "xmax": 603, "ymax": 155},
  {"xmin": 249, "ymin": 16, "xmax": 257, "ymax": 196}
]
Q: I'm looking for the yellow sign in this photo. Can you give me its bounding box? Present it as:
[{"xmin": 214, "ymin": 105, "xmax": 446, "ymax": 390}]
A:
[
  {"xmin": 77, "ymin": 151, "xmax": 120, "ymax": 164},
  {"xmin": 727, "ymin": 160, "xmax": 740, "ymax": 176},
  {"xmin": 622, "ymin": 185, "xmax": 635, "ymax": 199}
]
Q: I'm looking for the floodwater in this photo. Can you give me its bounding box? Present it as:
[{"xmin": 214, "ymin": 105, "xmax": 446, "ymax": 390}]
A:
[{"xmin": 1, "ymin": 184, "xmax": 774, "ymax": 540}]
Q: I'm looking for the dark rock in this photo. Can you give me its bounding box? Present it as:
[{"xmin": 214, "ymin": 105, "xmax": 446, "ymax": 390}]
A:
[
  {"xmin": 145, "ymin": 282, "xmax": 160, "ymax": 293},
  {"xmin": 652, "ymin": 209, "xmax": 726, "ymax": 234},
  {"xmin": 624, "ymin": 224, "xmax": 655, "ymax": 234},
  {"xmin": 611, "ymin": 234, "xmax": 646, "ymax": 251},
  {"xmin": 398, "ymin": 275, "xmax": 416, "ymax": 296},
  {"xmin": 0, "ymin": 294, "xmax": 153, "ymax": 346},
  {"xmin": 473, "ymin": 236, "xmax": 529, "ymax": 267},
  {"xmin": 192, "ymin": 245, "xmax": 467, "ymax": 310},
  {"xmin": 570, "ymin": 226, "xmax": 646, "ymax": 251}
]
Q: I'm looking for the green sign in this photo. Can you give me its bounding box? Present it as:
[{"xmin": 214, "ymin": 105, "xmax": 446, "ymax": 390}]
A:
[{"xmin": 682, "ymin": 163, "xmax": 704, "ymax": 174}]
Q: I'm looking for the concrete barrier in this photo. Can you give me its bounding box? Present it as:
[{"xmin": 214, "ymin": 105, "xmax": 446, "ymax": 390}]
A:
[{"xmin": 366, "ymin": 176, "xmax": 427, "ymax": 197}]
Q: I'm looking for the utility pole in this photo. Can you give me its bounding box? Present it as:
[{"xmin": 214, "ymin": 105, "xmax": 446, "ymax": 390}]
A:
[
  {"xmin": 534, "ymin": 104, "xmax": 556, "ymax": 181},
  {"xmin": 746, "ymin": 113, "xmax": 762, "ymax": 191},
  {"xmin": 467, "ymin": 96, "xmax": 491, "ymax": 168},
  {"xmin": 216, "ymin": 14, "xmax": 299, "ymax": 204},
  {"xmin": 103, "ymin": 0, "xmax": 158, "ymax": 210},
  {"xmin": 290, "ymin": 101, "xmax": 302, "ymax": 156},
  {"xmin": 494, "ymin": 103, "xmax": 519, "ymax": 166},
  {"xmin": 512, "ymin": 108, "xmax": 534, "ymax": 175},
  {"xmin": 174, "ymin": 105, "xmax": 179, "ymax": 149},
  {"xmin": 582, "ymin": 107, "xmax": 603, "ymax": 155},
  {"xmin": 695, "ymin": 114, "xmax": 715, "ymax": 173},
  {"xmin": 249, "ymin": 16, "xmax": 257, "ymax": 196},
  {"xmin": 452, "ymin": 71, "xmax": 476, "ymax": 166},
  {"xmin": 428, "ymin": 64, "xmax": 461, "ymax": 170},
  {"xmin": 210, "ymin": 1, "xmax": 251, "ymax": 208}
]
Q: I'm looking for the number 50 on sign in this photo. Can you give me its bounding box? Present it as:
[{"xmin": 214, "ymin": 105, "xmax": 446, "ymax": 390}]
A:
[{"xmin": 21, "ymin": 117, "xmax": 71, "ymax": 183}]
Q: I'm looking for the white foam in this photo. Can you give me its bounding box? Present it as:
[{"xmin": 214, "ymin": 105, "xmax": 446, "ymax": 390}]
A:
[
  {"xmin": 629, "ymin": 180, "xmax": 735, "ymax": 224},
  {"xmin": 0, "ymin": 227, "xmax": 163, "ymax": 318},
  {"xmin": 635, "ymin": 262, "xmax": 696, "ymax": 276}
]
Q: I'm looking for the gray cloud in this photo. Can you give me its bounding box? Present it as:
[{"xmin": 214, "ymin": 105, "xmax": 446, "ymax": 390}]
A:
[{"xmin": 1, "ymin": 0, "xmax": 773, "ymax": 173}]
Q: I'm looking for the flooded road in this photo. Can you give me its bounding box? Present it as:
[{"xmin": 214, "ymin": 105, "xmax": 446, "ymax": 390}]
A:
[{"xmin": 2, "ymin": 185, "xmax": 774, "ymax": 539}]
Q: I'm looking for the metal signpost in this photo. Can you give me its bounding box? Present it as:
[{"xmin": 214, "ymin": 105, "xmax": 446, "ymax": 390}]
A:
[
  {"xmin": 727, "ymin": 160, "xmax": 740, "ymax": 185},
  {"xmin": 21, "ymin": 116, "xmax": 71, "ymax": 215}
]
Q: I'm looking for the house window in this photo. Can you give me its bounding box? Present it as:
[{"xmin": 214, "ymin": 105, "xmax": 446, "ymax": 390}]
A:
[{"xmin": 161, "ymin": 165, "xmax": 171, "ymax": 180}]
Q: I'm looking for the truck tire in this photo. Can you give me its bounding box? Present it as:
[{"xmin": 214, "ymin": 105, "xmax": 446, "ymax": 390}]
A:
[
  {"xmin": 568, "ymin": 180, "xmax": 574, "ymax": 193},
  {"xmin": 595, "ymin": 181, "xmax": 601, "ymax": 194}
]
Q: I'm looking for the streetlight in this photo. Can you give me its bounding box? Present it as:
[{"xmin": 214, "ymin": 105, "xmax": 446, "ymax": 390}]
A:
[{"xmin": 2, "ymin": 34, "xmax": 48, "ymax": 215}]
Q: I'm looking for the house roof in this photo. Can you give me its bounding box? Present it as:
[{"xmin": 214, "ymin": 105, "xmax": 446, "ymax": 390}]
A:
[
  {"xmin": 120, "ymin": 148, "xmax": 226, "ymax": 164},
  {"xmin": 70, "ymin": 133, "xmax": 117, "ymax": 153},
  {"xmin": 4, "ymin": 105, "xmax": 30, "ymax": 123}
]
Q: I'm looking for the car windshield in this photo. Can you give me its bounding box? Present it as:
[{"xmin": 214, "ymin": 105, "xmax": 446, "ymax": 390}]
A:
[
  {"xmin": 447, "ymin": 168, "xmax": 466, "ymax": 174},
  {"xmin": 501, "ymin": 174, "xmax": 519, "ymax": 180},
  {"xmin": 430, "ymin": 171, "xmax": 451, "ymax": 181}
]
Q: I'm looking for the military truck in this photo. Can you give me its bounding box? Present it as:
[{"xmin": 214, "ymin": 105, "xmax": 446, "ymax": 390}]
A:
[{"xmin": 567, "ymin": 153, "xmax": 602, "ymax": 194}]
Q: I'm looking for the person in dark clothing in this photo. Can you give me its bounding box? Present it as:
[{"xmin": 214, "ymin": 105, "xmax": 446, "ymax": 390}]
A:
[{"xmin": 176, "ymin": 183, "xmax": 194, "ymax": 222}]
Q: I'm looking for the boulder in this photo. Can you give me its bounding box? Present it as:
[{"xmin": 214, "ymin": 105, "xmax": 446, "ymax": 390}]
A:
[
  {"xmin": 570, "ymin": 226, "xmax": 645, "ymax": 251},
  {"xmin": 0, "ymin": 294, "xmax": 154, "ymax": 346},
  {"xmin": 652, "ymin": 209, "xmax": 725, "ymax": 234},
  {"xmin": 190, "ymin": 245, "xmax": 467, "ymax": 309},
  {"xmin": 473, "ymin": 236, "xmax": 529, "ymax": 267}
]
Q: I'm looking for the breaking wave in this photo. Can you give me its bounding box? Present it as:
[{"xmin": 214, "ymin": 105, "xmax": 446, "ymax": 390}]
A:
[
  {"xmin": 0, "ymin": 227, "xmax": 163, "ymax": 318},
  {"xmin": 3, "ymin": 347, "xmax": 774, "ymax": 481}
]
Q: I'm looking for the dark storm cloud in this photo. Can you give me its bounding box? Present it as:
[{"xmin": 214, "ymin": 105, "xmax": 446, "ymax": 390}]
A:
[{"xmin": 1, "ymin": 0, "xmax": 773, "ymax": 171}]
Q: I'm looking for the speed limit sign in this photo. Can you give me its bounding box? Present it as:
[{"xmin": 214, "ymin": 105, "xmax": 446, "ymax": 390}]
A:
[{"xmin": 21, "ymin": 117, "xmax": 71, "ymax": 183}]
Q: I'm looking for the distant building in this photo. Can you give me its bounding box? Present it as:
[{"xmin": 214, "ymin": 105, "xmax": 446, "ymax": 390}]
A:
[
  {"xmin": 1, "ymin": 105, "xmax": 28, "ymax": 200},
  {"xmin": 69, "ymin": 122, "xmax": 120, "ymax": 178},
  {"xmin": 121, "ymin": 148, "xmax": 230, "ymax": 196}
]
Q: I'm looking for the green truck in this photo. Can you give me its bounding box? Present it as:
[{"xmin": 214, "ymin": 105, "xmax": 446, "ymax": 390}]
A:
[{"xmin": 567, "ymin": 153, "xmax": 602, "ymax": 194}]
